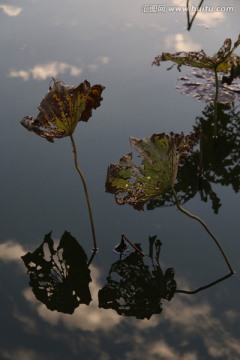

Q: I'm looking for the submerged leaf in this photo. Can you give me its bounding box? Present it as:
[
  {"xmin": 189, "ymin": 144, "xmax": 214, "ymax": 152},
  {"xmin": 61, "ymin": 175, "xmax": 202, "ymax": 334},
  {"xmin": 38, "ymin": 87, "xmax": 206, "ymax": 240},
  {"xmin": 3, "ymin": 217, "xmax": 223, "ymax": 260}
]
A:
[
  {"xmin": 20, "ymin": 78, "xmax": 105, "ymax": 142},
  {"xmin": 22, "ymin": 231, "xmax": 92, "ymax": 314},
  {"xmin": 106, "ymin": 132, "xmax": 196, "ymax": 210},
  {"xmin": 176, "ymin": 68, "xmax": 240, "ymax": 104},
  {"xmin": 152, "ymin": 35, "xmax": 240, "ymax": 73}
]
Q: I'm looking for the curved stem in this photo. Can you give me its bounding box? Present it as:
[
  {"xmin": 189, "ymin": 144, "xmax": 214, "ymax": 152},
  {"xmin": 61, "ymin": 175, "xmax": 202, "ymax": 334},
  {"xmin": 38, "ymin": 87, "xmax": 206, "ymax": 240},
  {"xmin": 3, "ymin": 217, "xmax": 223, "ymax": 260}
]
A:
[
  {"xmin": 213, "ymin": 67, "xmax": 219, "ymax": 138},
  {"xmin": 171, "ymin": 187, "xmax": 234, "ymax": 275},
  {"xmin": 70, "ymin": 134, "xmax": 97, "ymax": 251},
  {"xmin": 176, "ymin": 272, "xmax": 233, "ymax": 295},
  {"xmin": 87, "ymin": 249, "xmax": 97, "ymax": 267}
]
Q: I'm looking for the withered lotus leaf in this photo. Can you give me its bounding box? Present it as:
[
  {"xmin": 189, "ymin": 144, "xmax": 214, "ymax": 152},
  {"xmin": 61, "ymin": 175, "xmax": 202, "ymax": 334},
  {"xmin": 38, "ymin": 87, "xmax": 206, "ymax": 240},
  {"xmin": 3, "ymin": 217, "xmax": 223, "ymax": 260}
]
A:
[
  {"xmin": 106, "ymin": 132, "xmax": 196, "ymax": 210},
  {"xmin": 20, "ymin": 78, "xmax": 105, "ymax": 142},
  {"xmin": 152, "ymin": 35, "xmax": 240, "ymax": 73}
]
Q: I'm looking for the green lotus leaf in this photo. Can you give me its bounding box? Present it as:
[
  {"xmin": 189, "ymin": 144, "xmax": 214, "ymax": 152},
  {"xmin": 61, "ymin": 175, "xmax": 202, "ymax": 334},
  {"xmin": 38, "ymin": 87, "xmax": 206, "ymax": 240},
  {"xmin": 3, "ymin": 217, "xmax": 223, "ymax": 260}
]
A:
[
  {"xmin": 20, "ymin": 78, "xmax": 105, "ymax": 142},
  {"xmin": 106, "ymin": 132, "xmax": 196, "ymax": 210},
  {"xmin": 152, "ymin": 35, "xmax": 240, "ymax": 73}
]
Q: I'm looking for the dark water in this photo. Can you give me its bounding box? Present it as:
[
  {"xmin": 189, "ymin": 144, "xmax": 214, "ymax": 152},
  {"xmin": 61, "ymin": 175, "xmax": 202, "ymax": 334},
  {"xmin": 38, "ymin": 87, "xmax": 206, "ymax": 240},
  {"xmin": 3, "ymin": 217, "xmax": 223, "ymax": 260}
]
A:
[{"xmin": 0, "ymin": 1, "xmax": 239, "ymax": 359}]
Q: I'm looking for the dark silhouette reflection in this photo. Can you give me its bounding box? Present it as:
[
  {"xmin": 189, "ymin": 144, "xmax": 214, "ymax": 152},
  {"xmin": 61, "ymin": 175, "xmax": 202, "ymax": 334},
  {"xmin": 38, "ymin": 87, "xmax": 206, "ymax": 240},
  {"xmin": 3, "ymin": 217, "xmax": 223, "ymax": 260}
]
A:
[
  {"xmin": 114, "ymin": 234, "xmax": 146, "ymax": 259},
  {"xmin": 98, "ymin": 236, "xmax": 176, "ymax": 319},
  {"xmin": 222, "ymin": 63, "xmax": 240, "ymax": 86},
  {"xmin": 22, "ymin": 231, "xmax": 92, "ymax": 314},
  {"xmin": 113, "ymin": 234, "xmax": 129, "ymax": 257},
  {"xmin": 194, "ymin": 102, "xmax": 240, "ymax": 190},
  {"xmin": 148, "ymin": 102, "xmax": 240, "ymax": 213}
]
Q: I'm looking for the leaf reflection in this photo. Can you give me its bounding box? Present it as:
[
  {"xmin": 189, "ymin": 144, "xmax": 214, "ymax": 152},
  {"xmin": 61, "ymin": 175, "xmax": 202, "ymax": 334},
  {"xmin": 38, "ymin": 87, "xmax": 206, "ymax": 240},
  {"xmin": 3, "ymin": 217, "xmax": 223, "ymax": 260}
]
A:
[
  {"xmin": 21, "ymin": 231, "xmax": 92, "ymax": 314},
  {"xmin": 98, "ymin": 236, "xmax": 176, "ymax": 319},
  {"xmin": 148, "ymin": 102, "xmax": 240, "ymax": 213}
]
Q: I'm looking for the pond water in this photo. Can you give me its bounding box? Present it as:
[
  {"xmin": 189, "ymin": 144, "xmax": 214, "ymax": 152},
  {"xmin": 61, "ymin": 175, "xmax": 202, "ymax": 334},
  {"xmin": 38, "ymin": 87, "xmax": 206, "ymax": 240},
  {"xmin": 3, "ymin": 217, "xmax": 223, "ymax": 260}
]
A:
[{"xmin": 0, "ymin": 0, "xmax": 240, "ymax": 359}]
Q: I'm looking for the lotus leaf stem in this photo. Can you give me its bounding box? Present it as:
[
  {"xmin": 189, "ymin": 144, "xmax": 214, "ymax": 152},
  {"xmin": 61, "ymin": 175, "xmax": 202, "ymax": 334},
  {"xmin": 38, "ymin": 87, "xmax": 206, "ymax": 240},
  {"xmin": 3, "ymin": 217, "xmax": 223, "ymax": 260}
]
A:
[
  {"xmin": 70, "ymin": 134, "xmax": 97, "ymax": 252},
  {"xmin": 171, "ymin": 187, "xmax": 234, "ymax": 275},
  {"xmin": 213, "ymin": 67, "xmax": 219, "ymax": 138}
]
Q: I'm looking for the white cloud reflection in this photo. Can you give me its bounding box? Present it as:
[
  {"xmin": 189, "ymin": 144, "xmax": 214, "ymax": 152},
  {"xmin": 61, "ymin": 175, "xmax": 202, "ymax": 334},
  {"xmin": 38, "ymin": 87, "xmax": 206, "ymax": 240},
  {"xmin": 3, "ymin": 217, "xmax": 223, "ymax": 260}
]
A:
[
  {"xmin": 0, "ymin": 4, "xmax": 22, "ymax": 16},
  {"xmin": 171, "ymin": 0, "xmax": 225, "ymax": 28},
  {"xmin": 0, "ymin": 240, "xmax": 26, "ymax": 262},
  {"xmin": 22, "ymin": 266, "xmax": 122, "ymax": 332},
  {"xmin": 163, "ymin": 296, "xmax": 240, "ymax": 359},
  {"xmin": 195, "ymin": 11, "xmax": 224, "ymax": 28},
  {"xmin": 117, "ymin": 294, "xmax": 240, "ymax": 360},
  {"xmin": 164, "ymin": 33, "xmax": 201, "ymax": 52},
  {"xmin": 21, "ymin": 261, "xmax": 240, "ymax": 359},
  {"xmin": 9, "ymin": 62, "xmax": 83, "ymax": 81},
  {"xmin": 0, "ymin": 349, "xmax": 39, "ymax": 360},
  {"xmin": 8, "ymin": 56, "xmax": 111, "ymax": 81},
  {"xmin": 3, "ymin": 237, "xmax": 239, "ymax": 358},
  {"xmin": 88, "ymin": 56, "xmax": 111, "ymax": 72}
]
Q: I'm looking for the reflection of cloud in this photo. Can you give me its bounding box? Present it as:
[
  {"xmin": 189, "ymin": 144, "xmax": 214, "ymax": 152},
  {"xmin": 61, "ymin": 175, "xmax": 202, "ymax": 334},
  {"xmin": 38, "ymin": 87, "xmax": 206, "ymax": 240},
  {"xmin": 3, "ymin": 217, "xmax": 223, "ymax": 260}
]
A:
[
  {"xmin": 0, "ymin": 241, "xmax": 26, "ymax": 262},
  {"xmin": 9, "ymin": 57, "xmax": 111, "ymax": 80},
  {"xmin": 98, "ymin": 56, "xmax": 110, "ymax": 65},
  {"xmin": 13, "ymin": 308, "xmax": 37, "ymax": 333},
  {"xmin": 171, "ymin": 0, "xmax": 225, "ymax": 28},
  {"xmin": 6, "ymin": 237, "xmax": 238, "ymax": 358},
  {"xmin": 9, "ymin": 62, "xmax": 83, "ymax": 81},
  {"xmin": 5, "ymin": 236, "xmax": 239, "ymax": 360},
  {"xmin": 195, "ymin": 11, "xmax": 224, "ymax": 28},
  {"xmin": 149, "ymin": 23, "xmax": 166, "ymax": 32},
  {"xmin": 149, "ymin": 340, "xmax": 197, "ymax": 360},
  {"xmin": 23, "ymin": 266, "xmax": 122, "ymax": 331},
  {"xmin": 164, "ymin": 297, "xmax": 240, "ymax": 359},
  {"xmin": 0, "ymin": 349, "xmax": 40, "ymax": 360},
  {"xmin": 0, "ymin": 4, "xmax": 22, "ymax": 16},
  {"xmin": 118, "ymin": 294, "xmax": 240, "ymax": 360},
  {"xmin": 123, "ymin": 334, "xmax": 198, "ymax": 360},
  {"xmin": 164, "ymin": 33, "xmax": 201, "ymax": 52},
  {"xmin": 88, "ymin": 56, "xmax": 111, "ymax": 72}
]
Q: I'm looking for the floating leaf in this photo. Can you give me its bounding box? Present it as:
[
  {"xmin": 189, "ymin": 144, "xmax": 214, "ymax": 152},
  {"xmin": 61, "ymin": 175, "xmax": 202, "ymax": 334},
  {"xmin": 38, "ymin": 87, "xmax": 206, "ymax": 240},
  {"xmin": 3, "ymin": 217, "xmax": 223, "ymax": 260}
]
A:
[
  {"xmin": 106, "ymin": 132, "xmax": 196, "ymax": 210},
  {"xmin": 22, "ymin": 231, "xmax": 92, "ymax": 314},
  {"xmin": 20, "ymin": 78, "xmax": 105, "ymax": 142},
  {"xmin": 176, "ymin": 68, "xmax": 240, "ymax": 104},
  {"xmin": 152, "ymin": 35, "xmax": 240, "ymax": 73},
  {"xmin": 99, "ymin": 238, "xmax": 176, "ymax": 319}
]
